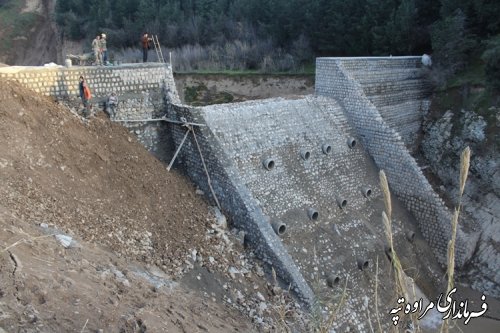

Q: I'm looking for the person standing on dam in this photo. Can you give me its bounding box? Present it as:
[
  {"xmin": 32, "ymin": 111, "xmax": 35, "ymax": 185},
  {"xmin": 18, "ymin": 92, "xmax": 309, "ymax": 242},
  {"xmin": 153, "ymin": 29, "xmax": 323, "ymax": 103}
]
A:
[
  {"xmin": 92, "ymin": 35, "xmax": 102, "ymax": 66},
  {"xmin": 79, "ymin": 76, "xmax": 92, "ymax": 117},
  {"xmin": 100, "ymin": 34, "xmax": 108, "ymax": 65},
  {"xmin": 141, "ymin": 33, "xmax": 152, "ymax": 62}
]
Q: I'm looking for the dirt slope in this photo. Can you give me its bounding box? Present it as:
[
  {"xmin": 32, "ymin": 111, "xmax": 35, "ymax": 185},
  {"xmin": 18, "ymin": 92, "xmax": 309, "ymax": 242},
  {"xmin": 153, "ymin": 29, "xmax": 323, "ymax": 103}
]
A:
[
  {"xmin": 0, "ymin": 79, "xmax": 226, "ymax": 269},
  {"xmin": 0, "ymin": 78, "xmax": 257, "ymax": 331},
  {"xmin": 0, "ymin": 210, "xmax": 251, "ymax": 332}
]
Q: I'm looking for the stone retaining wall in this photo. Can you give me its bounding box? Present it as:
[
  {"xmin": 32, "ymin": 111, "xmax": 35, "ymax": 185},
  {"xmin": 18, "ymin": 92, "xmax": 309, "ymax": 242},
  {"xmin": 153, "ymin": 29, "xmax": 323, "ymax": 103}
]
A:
[
  {"xmin": 0, "ymin": 63, "xmax": 176, "ymax": 98},
  {"xmin": 0, "ymin": 63, "xmax": 179, "ymax": 162},
  {"xmin": 167, "ymin": 94, "xmax": 442, "ymax": 331},
  {"xmin": 315, "ymin": 57, "xmax": 477, "ymax": 267},
  {"xmin": 334, "ymin": 57, "xmax": 432, "ymax": 150},
  {"xmin": 167, "ymin": 103, "xmax": 316, "ymax": 306}
]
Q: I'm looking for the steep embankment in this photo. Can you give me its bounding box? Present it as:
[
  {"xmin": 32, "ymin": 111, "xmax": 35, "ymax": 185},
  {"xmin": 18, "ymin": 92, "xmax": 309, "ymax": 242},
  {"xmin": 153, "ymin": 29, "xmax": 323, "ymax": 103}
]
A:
[
  {"xmin": 0, "ymin": 79, "xmax": 221, "ymax": 267},
  {"xmin": 421, "ymin": 84, "xmax": 500, "ymax": 297},
  {"xmin": 0, "ymin": 0, "xmax": 58, "ymax": 65},
  {"xmin": 0, "ymin": 78, "xmax": 258, "ymax": 331}
]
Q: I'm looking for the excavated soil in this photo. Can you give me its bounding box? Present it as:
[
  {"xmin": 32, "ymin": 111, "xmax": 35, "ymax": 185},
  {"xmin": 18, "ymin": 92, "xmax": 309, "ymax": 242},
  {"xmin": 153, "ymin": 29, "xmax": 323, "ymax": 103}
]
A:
[
  {"xmin": 0, "ymin": 79, "xmax": 260, "ymax": 332},
  {"xmin": 0, "ymin": 210, "xmax": 251, "ymax": 332},
  {"xmin": 0, "ymin": 79, "xmax": 224, "ymax": 271}
]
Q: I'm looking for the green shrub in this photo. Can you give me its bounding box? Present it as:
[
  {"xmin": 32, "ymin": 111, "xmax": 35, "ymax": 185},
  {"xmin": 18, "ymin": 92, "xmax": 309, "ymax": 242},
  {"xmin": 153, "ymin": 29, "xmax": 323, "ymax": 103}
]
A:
[
  {"xmin": 482, "ymin": 36, "xmax": 500, "ymax": 91},
  {"xmin": 431, "ymin": 9, "xmax": 476, "ymax": 75}
]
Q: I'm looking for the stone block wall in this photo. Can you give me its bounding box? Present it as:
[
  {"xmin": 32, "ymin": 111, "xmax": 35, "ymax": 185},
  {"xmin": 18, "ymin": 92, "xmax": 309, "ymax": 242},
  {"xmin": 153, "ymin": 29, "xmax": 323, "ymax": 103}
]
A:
[
  {"xmin": 315, "ymin": 57, "xmax": 477, "ymax": 267},
  {"xmin": 0, "ymin": 63, "xmax": 180, "ymax": 162},
  {"xmin": 0, "ymin": 63, "xmax": 176, "ymax": 98},
  {"xmin": 334, "ymin": 57, "xmax": 432, "ymax": 150},
  {"xmin": 167, "ymin": 103, "xmax": 316, "ymax": 306},
  {"xmin": 168, "ymin": 95, "xmax": 442, "ymax": 331}
]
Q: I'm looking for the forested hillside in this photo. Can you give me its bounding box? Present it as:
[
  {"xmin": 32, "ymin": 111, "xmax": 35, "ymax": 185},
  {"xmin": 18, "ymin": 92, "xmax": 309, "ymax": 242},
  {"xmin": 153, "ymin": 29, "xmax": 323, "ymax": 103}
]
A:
[
  {"xmin": 0, "ymin": 0, "xmax": 57, "ymax": 65},
  {"xmin": 55, "ymin": 0, "xmax": 498, "ymax": 63}
]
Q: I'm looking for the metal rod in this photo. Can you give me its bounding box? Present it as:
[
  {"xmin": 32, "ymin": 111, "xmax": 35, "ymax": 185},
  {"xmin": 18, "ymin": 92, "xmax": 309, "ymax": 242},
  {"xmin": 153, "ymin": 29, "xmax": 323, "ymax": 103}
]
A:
[
  {"xmin": 167, "ymin": 129, "xmax": 190, "ymax": 171},
  {"xmin": 114, "ymin": 119, "xmax": 163, "ymax": 123},
  {"xmin": 191, "ymin": 126, "xmax": 221, "ymax": 210}
]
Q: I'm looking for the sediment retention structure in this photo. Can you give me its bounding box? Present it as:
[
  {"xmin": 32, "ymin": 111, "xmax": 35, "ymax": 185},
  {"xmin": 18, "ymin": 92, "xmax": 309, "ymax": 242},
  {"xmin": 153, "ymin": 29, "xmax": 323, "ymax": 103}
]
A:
[
  {"xmin": 0, "ymin": 60, "xmax": 482, "ymax": 328},
  {"xmin": 167, "ymin": 95, "xmax": 438, "ymax": 331},
  {"xmin": 315, "ymin": 57, "xmax": 477, "ymax": 267}
]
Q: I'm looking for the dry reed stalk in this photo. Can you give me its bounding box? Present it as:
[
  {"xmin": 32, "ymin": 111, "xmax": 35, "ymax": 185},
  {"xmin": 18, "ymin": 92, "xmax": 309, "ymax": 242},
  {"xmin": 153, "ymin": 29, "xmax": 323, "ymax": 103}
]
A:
[
  {"xmin": 317, "ymin": 277, "xmax": 349, "ymax": 333},
  {"xmin": 380, "ymin": 171, "xmax": 392, "ymax": 220},
  {"xmin": 374, "ymin": 257, "xmax": 383, "ymax": 333},
  {"xmin": 380, "ymin": 170, "xmax": 419, "ymax": 333},
  {"xmin": 441, "ymin": 147, "xmax": 471, "ymax": 333}
]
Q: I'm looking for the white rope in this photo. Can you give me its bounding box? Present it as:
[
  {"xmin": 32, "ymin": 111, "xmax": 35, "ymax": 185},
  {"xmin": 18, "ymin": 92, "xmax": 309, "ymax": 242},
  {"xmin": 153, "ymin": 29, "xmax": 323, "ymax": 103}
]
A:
[
  {"xmin": 116, "ymin": 116, "xmax": 219, "ymax": 209},
  {"xmin": 113, "ymin": 117, "xmax": 206, "ymax": 127},
  {"xmin": 167, "ymin": 129, "xmax": 190, "ymax": 171}
]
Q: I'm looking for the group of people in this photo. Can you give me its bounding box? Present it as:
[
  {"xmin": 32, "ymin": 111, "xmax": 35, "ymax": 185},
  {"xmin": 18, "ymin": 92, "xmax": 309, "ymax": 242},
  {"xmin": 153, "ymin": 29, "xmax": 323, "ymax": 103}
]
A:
[
  {"xmin": 91, "ymin": 32, "xmax": 156, "ymax": 64},
  {"xmin": 78, "ymin": 32, "xmax": 158, "ymax": 117},
  {"xmin": 92, "ymin": 34, "xmax": 108, "ymax": 66},
  {"xmin": 79, "ymin": 76, "xmax": 117, "ymax": 119}
]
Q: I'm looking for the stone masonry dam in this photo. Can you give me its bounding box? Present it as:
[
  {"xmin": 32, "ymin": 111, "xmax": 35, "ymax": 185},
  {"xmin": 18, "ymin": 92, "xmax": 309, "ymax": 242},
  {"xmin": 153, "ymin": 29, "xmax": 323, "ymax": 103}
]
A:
[{"xmin": 0, "ymin": 58, "xmax": 491, "ymax": 331}]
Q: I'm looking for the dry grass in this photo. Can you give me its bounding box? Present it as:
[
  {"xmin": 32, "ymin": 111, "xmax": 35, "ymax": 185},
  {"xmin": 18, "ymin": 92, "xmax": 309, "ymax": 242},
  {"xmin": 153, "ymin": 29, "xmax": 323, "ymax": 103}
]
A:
[
  {"xmin": 380, "ymin": 171, "xmax": 409, "ymax": 301},
  {"xmin": 374, "ymin": 257, "xmax": 383, "ymax": 333},
  {"xmin": 273, "ymin": 147, "xmax": 471, "ymax": 333},
  {"xmin": 270, "ymin": 267, "xmax": 306, "ymax": 333},
  {"xmin": 308, "ymin": 277, "xmax": 349, "ymax": 333},
  {"xmin": 300, "ymin": 246, "xmax": 350, "ymax": 333},
  {"xmin": 380, "ymin": 170, "xmax": 419, "ymax": 333},
  {"xmin": 440, "ymin": 147, "xmax": 471, "ymax": 333},
  {"xmin": 377, "ymin": 147, "xmax": 471, "ymax": 333}
]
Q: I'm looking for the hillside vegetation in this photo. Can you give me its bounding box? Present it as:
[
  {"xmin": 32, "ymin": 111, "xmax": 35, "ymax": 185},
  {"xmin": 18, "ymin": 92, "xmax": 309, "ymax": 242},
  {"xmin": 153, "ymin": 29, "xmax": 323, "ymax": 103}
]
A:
[
  {"xmin": 0, "ymin": 0, "xmax": 57, "ymax": 65},
  {"xmin": 0, "ymin": 0, "xmax": 39, "ymax": 63},
  {"xmin": 54, "ymin": 0, "xmax": 500, "ymax": 74}
]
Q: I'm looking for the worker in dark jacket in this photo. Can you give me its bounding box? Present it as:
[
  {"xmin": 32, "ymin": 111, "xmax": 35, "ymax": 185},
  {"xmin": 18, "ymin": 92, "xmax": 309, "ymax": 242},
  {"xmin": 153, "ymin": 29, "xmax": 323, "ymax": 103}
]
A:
[
  {"xmin": 106, "ymin": 92, "xmax": 118, "ymax": 118},
  {"xmin": 142, "ymin": 33, "xmax": 152, "ymax": 62},
  {"xmin": 79, "ymin": 76, "xmax": 92, "ymax": 117}
]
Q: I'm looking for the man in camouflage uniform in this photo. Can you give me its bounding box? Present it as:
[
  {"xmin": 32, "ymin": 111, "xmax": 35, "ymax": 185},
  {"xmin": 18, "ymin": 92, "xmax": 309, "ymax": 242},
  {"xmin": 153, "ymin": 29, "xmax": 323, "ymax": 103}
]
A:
[{"xmin": 92, "ymin": 35, "xmax": 102, "ymax": 65}]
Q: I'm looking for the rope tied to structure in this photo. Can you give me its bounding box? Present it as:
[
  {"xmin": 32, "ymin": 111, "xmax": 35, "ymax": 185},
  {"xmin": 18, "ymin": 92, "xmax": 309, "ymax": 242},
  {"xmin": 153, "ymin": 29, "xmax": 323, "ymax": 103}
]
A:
[
  {"xmin": 115, "ymin": 116, "xmax": 221, "ymax": 210},
  {"xmin": 188, "ymin": 125, "xmax": 222, "ymax": 211}
]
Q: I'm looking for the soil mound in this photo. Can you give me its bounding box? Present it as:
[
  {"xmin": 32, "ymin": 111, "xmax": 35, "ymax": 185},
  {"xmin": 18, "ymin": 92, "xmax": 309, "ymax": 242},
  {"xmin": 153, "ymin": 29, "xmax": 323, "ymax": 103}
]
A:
[
  {"xmin": 0, "ymin": 78, "xmax": 224, "ymax": 273},
  {"xmin": 0, "ymin": 78, "xmax": 258, "ymax": 331}
]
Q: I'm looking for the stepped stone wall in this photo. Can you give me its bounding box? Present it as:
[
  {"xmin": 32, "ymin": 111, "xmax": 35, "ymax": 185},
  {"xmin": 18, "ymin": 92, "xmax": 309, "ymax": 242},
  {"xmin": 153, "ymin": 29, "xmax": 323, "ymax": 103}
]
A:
[
  {"xmin": 336, "ymin": 57, "xmax": 432, "ymax": 150},
  {"xmin": 315, "ymin": 57, "xmax": 477, "ymax": 267}
]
